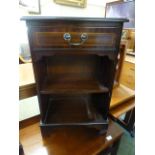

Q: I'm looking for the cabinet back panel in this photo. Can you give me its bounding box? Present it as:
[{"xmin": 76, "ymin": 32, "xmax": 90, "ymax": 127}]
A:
[{"xmin": 46, "ymin": 55, "xmax": 99, "ymax": 81}]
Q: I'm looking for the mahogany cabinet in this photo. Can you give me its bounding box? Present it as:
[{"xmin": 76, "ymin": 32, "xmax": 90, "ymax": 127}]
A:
[{"xmin": 22, "ymin": 16, "xmax": 128, "ymax": 136}]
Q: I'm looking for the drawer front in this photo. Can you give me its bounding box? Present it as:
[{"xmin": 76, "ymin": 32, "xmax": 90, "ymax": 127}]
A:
[
  {"xmin": 30, "ymin": 26, "xmax": 121, "ymax": 49},
  {"xmin": 120, "ymin": 61, "xmax": 135, "ymax": 90}
]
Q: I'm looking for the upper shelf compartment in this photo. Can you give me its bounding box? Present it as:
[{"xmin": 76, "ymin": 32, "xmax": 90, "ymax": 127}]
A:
[{"xmin": 38, "ymin": 54, "xmax": 111, "ymax": 94}]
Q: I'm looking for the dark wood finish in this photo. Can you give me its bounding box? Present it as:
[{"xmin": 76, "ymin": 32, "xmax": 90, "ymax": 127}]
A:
[
  {"xmin": 19, "ymin": 120, "xmax": 123, "ymax": 155},
  {"xmin": 31, "ymin": 27, "xmax": 119, "ymax": 49},
  {"xmin": 19, "ymin": 44, "xmax": 125, "ymax": 99},
  {"xmin": 22, "ymin": 16, "xmax": 127, "ymax": 136},
  {"xmin": 21, "ymin": 16, "xmax": 128, "ymax": 22},
  {"xmin": 41, "ymin": 78, "xmax": 109, "ymax": 94},
  {"xmin": 43, "ymin": 96, "xmax": 104, "ymax": 124}
]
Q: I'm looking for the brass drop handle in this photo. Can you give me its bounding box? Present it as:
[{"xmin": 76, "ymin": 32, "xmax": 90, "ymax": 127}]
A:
[
  {"xmin": 63, "ymin": 33, "xmax": 88, "ymax": 46},
  {"xmin": 63, "ymin": 33, "xmax": 71, "ymax": 41}
]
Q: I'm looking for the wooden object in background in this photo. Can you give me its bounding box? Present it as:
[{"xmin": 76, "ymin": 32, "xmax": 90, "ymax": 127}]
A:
[
  {"xmin": 19, "ymin": 120, "xmax": 123, "ymax": 155},
  {"xmin": 121, "ymin": 29, "xmax": 135, "ymax": 56},
  {"xmin": 120, "ymin": 60, "xmax": 135, "ymax": 90},
  {"xmin": 19, "ymin": 115, "xmax": 40, "ymax": 130},
  {"xmin": 110, "ymin": 103, "xmax": 135, "ymax": 137},
  {"xmin": 110, "ymin": 98, "xmax": 134, "ymax": 118},
  {"xmin": 19, "ymin": 63, "xmax": 36, "ymax": 100},
  {"xmin": 114, "ymin": 43, "xmax": 126, "ymax": 88},
  {"xmin": 21, "ymin": 16, "xmax": 128, "ymax": 136},
  {"xmin": 127, "ymin": 30, "xmax": 135, "ymax": 50},
  {"xmin": 110, "ymin": 84, "xmax": 135, "ymax": 136},
  {"xmin": 19, "ymin": 63, "xmax": 35, "ymax": 86},
  {"xmin": 110, "ymin": 84, "xmax": 134, "ymax": 109},
  {"xmin": 54, "ymin": 0, "xmax": 87, "ymax": 8},
  {"xmin": 110, "ymin": 40, "xmax": 135, "ymax": 136}
]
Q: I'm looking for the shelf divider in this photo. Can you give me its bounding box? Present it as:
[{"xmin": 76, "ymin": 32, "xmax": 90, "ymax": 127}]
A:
[{"xmin": 40, "ymin": 77, "xmax": 109, "ymax": 94}]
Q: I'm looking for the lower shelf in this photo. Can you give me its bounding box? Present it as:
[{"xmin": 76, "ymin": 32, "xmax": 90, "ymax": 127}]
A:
[
  {"xmin": 40, "ymin": 122, "xmax": 108, "ymax": 136},
  {"xmin": 41, "ymin": 96, "xmax": 108, "ymax": 130}
]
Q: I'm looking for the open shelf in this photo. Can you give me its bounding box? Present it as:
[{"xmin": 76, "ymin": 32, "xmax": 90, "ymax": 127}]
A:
[
  {"xmin": 40, "ymin": 77, "xmax": 109, "ymax": 94},
  {"xmin": 42, "ymin": 96, "xmax": 107, "ymax": 126}
]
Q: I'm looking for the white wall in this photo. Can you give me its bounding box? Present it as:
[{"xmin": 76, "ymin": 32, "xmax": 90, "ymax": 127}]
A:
[
  {"xmin": 19, "ymin": 96, "xmax": 40, "ymax": 121},
  {"xmin": 40, "ymin": 0, "xmax": 106, "ymax": 17},
  {"xmin": 20, "ymin": 0, "xmax": 108, "ymax": 17}
]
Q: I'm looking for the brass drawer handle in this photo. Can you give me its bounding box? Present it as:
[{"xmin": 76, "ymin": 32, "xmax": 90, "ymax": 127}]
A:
[{"xmin": 63, "ymin": 33, "xmax": 88, "ymax": 46}]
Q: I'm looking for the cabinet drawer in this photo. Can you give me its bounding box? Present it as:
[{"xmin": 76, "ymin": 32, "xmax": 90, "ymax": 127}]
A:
[{"xmin": 30, "ymin": 26, "xmax": 121, "ymax": 49}]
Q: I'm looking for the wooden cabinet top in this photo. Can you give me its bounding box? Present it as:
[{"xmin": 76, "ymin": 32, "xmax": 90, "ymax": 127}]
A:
[{"xmin": 21, "ymin": 16, "xmax": 128, "ymax": 23}]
